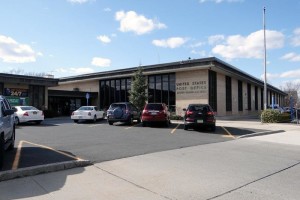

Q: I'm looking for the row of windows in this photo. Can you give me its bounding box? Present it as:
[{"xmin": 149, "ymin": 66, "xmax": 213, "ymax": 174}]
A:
[{"xmin": 99, "ymin": 73, "xmax": 176, "ymax": 110}]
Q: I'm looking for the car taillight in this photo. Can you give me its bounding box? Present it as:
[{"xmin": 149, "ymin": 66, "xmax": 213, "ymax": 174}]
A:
[
  {"xmin": 23, "ymin": 112, "xmax": 29, "ymax": 116},
  {"xmin": 143, "ymin": 110, "xmax": 148, "ymax": 114},
  {"xmin": 88, "ymin": 112, "xmax": 91, "ymax": 116},
  {"xmin": 207, "ymin": 111, "xmax": 214, "ymax": 116},
  {"xmin": 186, "ymin": 110, "xmax": 193, "ymax": 117}
]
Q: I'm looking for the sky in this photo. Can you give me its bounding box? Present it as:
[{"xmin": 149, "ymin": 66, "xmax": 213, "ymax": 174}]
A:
[{"xmin": 0, "ymin": 0, "xmax": 300, "ymax": 89}]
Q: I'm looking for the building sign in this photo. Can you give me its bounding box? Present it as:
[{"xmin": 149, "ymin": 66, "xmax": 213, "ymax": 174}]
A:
[
  {"xmin": 176, "ymin": 81, "xmax": 207, "ymax": 95},
  {"xmin": 6, "ymin": 96, "xmax": 29, "ymax": 106},
  {"xmin": 4, "ymin": 88, "xmax": 28, "ymax": 97}
]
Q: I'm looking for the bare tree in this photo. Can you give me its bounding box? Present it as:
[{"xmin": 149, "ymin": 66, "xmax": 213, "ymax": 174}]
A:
[{"xmin": 280, "ymin": 81, "xmax": 300, "ymax": 108}]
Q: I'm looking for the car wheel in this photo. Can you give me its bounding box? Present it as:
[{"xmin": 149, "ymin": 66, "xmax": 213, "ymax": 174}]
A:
[
  {"xmin": 127, "ymin": 116, "xmax": 133, "ymax": 125},
  {"xmin": 210, "ymin": 125, "xmax": 216, "ymax": 132},
  {"xmin": 0, "ymin": 135, "xmax": 4, "ymax": 169},
  {"xmin": 36, "ymin": 120, "xmax": 42, "ymax": 125},
  {"xmin": 108, "ymin": 121, "xmax": 113, "ymax": 125},
  {"xmin": 15, "ymin": 117, "xmax": 19, "ymax": 125},
  {"xmin": 142, "ymin": 121, "xmax": 146, "ymax": 127},
  {"xmin": 165, "ymin": 120, "xmax": 169, "ymax": 127},
  {"xmin": 8, "ymin": 128, "xmax": 15, "ymax": 151},
  {"xmin": 93, "ymin": 115, "xmax": 97, "ymax": 123},
  {"xmin": 184, "ymin": 124, "xmax": 189, "ymax": 130},
  {"xmin": 74, "ymin": 120, "xmax": 78, "ymax": 123}
]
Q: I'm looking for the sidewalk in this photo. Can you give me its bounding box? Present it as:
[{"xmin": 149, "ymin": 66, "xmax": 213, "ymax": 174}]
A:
[{"xmin": 0, "ymin": 120, "xmax": 299, "ymax": 200}]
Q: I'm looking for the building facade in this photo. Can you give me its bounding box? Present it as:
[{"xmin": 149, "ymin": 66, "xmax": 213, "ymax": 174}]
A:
[
  {"xmin": 49, "ymin": 57, "xmax": 287, "ymax": 117},
  {"xmin": 0, "ymin": 73, "xmax": 58, "ymax": 110}
]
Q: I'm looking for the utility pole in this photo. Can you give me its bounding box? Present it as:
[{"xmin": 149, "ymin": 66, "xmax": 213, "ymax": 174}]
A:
[{"xmin": 263, "ymin": 7, "xmax": 267, "ymax": 110}]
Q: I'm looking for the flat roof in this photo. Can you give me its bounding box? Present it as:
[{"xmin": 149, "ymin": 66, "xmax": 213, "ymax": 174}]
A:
[{"xmin": 58, "ymin": 57, "xmax": 286, "ymax": 95}]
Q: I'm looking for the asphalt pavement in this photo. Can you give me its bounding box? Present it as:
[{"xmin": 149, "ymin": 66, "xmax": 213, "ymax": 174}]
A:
[{"xmin": 0, "ymin": 119, "xmax": 299, "ymax": 200}]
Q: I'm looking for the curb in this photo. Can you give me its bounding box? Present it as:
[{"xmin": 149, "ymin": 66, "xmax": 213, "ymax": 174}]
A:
[
  {"xmin": 236, "ymin": 130, "xmax": 285, "ymax": 139},
  {"xmin": 0, "ymin": 159, "xmax": 91, "ymax": 182}
]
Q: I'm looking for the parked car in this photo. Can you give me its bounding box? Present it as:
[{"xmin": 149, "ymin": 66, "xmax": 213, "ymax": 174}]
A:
[
  {"xmin": 183, "ymin": 104, "xmax": 216, "ymax": 131},
  {"xmin": 71, "ymin": 106, "xmax": 105, "ymax": 123},
  {"xmin": 13, "ymin": 106, "xmax": 44, "ymax": 125},
  {"xmin": 0, "ymin": 95, "xmax": 15, "ymax": 169},
  {"xmin": 141, "ymin": 103, "xmax": 171, "ymax": 127},
  {"xmin": 107, "ymin": 102, "xmax": 141, "ymax": 125}
]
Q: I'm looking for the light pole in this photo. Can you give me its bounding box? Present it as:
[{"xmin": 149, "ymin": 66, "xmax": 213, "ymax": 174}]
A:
[{"xmin": 263, "ymin": 7, "xmax": 267, "ymax": 110}]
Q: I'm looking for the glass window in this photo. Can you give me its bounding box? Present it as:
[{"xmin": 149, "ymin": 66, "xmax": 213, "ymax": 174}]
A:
[
  {"xmin": 238, "ymin": 80, "xmax": 243, "ymax": 111},
  {"xmin": 225, "ymin": 76, "xmax": 232, "ymax": 111},
  {"xmin": 209, "ymin": 70, "xmax": 217, "ymax": 111}
]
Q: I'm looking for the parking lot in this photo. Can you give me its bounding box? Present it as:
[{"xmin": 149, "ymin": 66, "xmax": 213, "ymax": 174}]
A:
[{"xmin": 1, "ymin": 117, "xmax": 275, "ymax": 173}]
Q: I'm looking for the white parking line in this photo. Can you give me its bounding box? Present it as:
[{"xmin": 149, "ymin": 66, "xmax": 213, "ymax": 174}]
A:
[{"xmin": 89, "ymin": 124, "xmax": 104, "ymax": 128}]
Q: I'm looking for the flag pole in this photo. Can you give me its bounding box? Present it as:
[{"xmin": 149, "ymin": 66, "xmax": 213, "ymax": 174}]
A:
[{"xmin": 263, "ymin": 7, "xmax": 267, "ymax": 110}]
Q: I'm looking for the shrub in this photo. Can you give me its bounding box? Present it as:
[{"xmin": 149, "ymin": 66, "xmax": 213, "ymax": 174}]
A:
[
  {"xmin": 261, "ymin": 109, "xmax": 290, "ymax": 123},
  {"xmin": 170, "ymin": 115, "xmax": 183, "ymax": 120}
]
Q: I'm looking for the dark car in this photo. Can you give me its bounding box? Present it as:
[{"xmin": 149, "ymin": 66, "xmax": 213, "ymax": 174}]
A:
[
  {"xmin": 107, "ymin": 102, "xmax": 141, "ymax": 125},
  {"xmin": 141, "ymin": 103, "xmax": 171, "ymax": 127},
  {"xmin": 183, "ymin": 104, "xmax": 216, "ymax": 131}
]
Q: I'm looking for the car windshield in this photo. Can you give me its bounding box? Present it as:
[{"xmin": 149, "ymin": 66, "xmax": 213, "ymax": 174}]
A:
[
  {"xmin": 145, "ymin": 104, "xmax": 163, "ymax": 110},
  {"xmin": 188, "ymin": 105, "xmax": 208, "ymax": 112},
  {"xmin": 78, "ymin": 106, "xmax": 93, "ymax": 111},
  {"xmin": 109, "ymin": 104, "xmax": 126, "ymax": 110},
  {"xmin": 20, "ymin": 106, "xmax": 38, "ymax": 111}
]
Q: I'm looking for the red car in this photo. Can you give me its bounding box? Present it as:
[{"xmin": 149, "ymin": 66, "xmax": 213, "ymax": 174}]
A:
[{"xmin": 142, "ymin": 103, "xmax": 171, "ymax": 127}]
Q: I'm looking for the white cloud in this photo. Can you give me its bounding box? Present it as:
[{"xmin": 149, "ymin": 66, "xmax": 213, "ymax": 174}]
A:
[
  {"xmin": 115, "ymin": 10, "xmax": 166, "ymax": 35},
  {"xmin": 152, "ymin": 37, "xmax": 187, "ymax": 48},
  {"xmin": 0, "ymin": 35, "xmax": 40, "ymax": 63},
  {"xmin": 97, "ymin": 35, "xmax": 111, "ymax": 43},
  {"xmin": 200, "ymin": 0, "xmax": 244, "ymax": 3},
  {"xmin": 212, "ymin": 30, "xmax": 284, "ymax": 60},
  {"xmin": 291, "ymin": 28, "xmax": 300, "ymax": 47},
  {"xmin": 208, "ymin": 34, "xmax": 225, "ymax": 45},
  {"xmin": 190, "ymin": 42, "xmax": 205, "ymax": 48},
  {"xmin": 67, "ymin": 0, "xmax": 89, "ymax": 4},
  {"xmin": 91, "ymin": 57, "xmax": 111, "ymax": 67},
  {"xmin": 261, "ymin": 69, "xmax": 300, "ymax": 81},
  {"xmin": 281, "ymin": 52, "xmax": 300, "ymax": 62}
]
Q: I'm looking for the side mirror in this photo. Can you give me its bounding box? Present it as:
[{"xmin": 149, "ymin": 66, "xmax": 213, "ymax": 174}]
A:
[{"xmin": 4, "ymin": 109, "xmax": 15, "ymax": 116}]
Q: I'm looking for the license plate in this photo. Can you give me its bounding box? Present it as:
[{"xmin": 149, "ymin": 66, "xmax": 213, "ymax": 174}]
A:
[
  {"xmin": 150, "ymin": 112, "xmax": 157, "ymax": 115},
  {"xmin": 33, "ymin": 111, "xmax": 37, "ymax": 114},
  {"xmin": 197, "ymin": 120, "xmax": 203, "ymax": 123}
]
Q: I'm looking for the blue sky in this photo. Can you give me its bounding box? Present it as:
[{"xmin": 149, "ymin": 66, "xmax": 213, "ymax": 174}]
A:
[{"xmin": 0, "ymin": 0, "xmax": 300, "ymax": 89}]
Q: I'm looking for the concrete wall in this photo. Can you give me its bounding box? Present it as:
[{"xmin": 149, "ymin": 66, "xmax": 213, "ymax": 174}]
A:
[
  {"xmin": 216, "ymin": 73, "xmax": 226, "ymax": 116},
  {"xmin": 49, "ymin": 80, "xmax": 99, "ymax": 92},
  {"xmin": 175, "ymin": 70, "xmax": 208, "ymax": 116}
]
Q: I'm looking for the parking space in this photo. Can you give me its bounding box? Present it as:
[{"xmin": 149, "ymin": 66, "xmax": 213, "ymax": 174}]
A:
[{"xmin": 0, "ymin": 117, "xmax": 276, "ymax": 175}]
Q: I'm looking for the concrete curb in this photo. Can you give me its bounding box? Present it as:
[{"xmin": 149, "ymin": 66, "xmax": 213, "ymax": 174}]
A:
[
  {"xmin": 236, "ymin": 130, "xmax": 286, "ymax": 139},
  {"xmin": 0, "ymin": 159, "xmax": 91, "ymax": 182}
]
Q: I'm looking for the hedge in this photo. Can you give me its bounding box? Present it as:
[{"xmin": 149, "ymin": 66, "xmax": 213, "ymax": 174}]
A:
[{"xmin": 261, "ymin": 109, "xmax": 291, "ymax": 123}]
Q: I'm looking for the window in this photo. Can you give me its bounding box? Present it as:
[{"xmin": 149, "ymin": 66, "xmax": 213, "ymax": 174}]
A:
[
  {"xmin": 147, "ymin": 73, "xmax": 175, "ymax": 109},
  {"xmin": 209, "ymin": 70, "xmax": 217, "ymax": 111},
  {"xmin": 225, "ymin": 76, "xmax": 232, "ymax": 111},
  {"xmin": 255, "ymin": 86, "xmax": 258, "ymax": 110},
  {"xmin": 247, "ymin": 83, "xmax": 251, "ymax": 110},
  {"xmin": 261, "ymin": 88, "xmax": 264, "ymax": 110},
  {"xmin": 238, "ymin": 80, "xmax": 243, "ymax": 111},
  {"xmin": 99, "ymin": 78, "xmax": 131, "ymax": 110}
]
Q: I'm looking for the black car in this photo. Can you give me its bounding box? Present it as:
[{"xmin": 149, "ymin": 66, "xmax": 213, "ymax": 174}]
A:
[
  {"xmin": 183, "ymin": 104, "xmax": 216, "ymax": 131},
  {"xmin": 107, "ymin": 102, "xmax": 141, "ymax": 125}
]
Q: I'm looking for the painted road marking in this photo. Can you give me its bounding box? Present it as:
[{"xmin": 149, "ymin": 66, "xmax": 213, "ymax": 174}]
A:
[
  {"xmin": 89, "ymin": 124, "xmax": 104, "ymax": 128},
  {"xmin": 12, "ymin": 141, "xmax": 24, "ymax": 170},
  {"xmin": 12, "ymin": 140, "xmax": 84, "ymax": 170},
  {"xmin": 171, "ymin": 123, "xmax": 181, "ymax": 134},
  {"xmin": 221, "ymin": 126, "xmax": 236, "ymax": 139}
]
